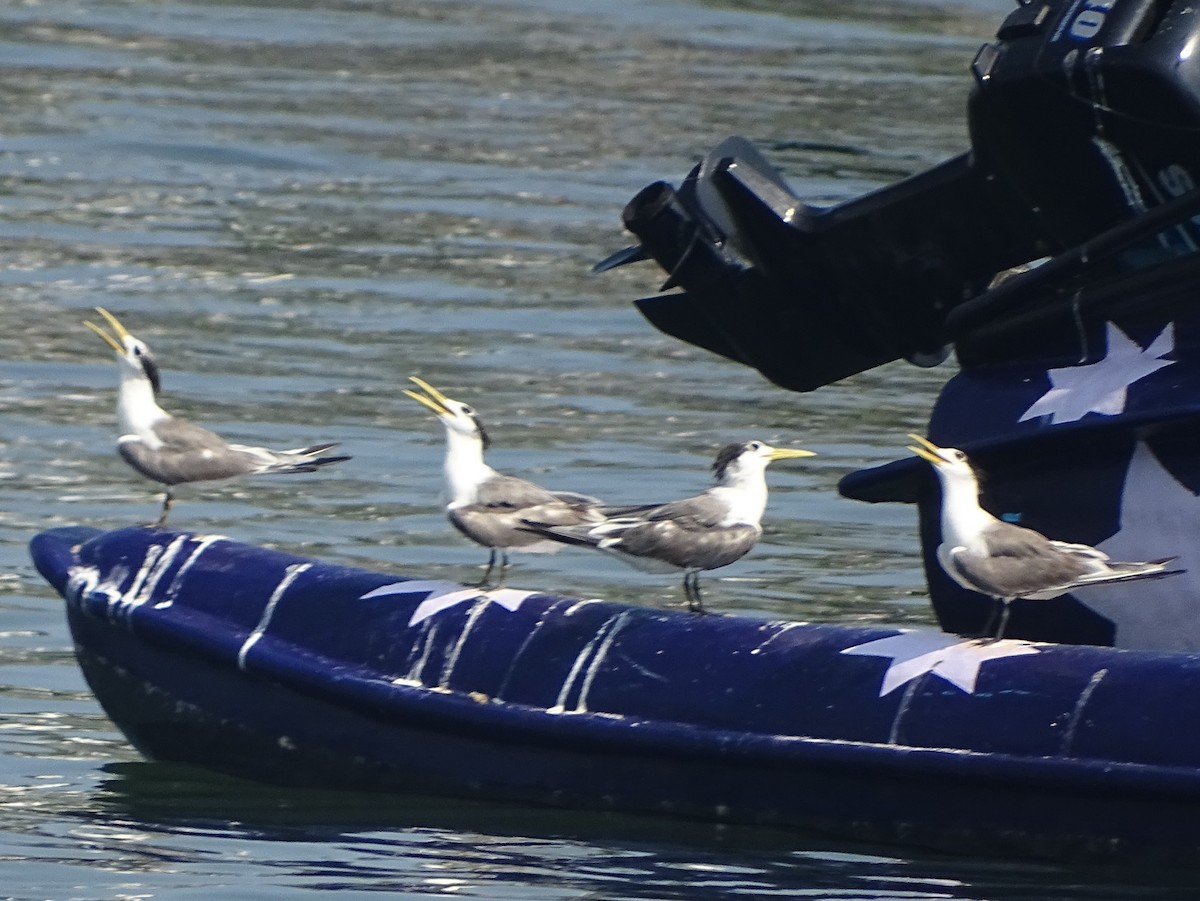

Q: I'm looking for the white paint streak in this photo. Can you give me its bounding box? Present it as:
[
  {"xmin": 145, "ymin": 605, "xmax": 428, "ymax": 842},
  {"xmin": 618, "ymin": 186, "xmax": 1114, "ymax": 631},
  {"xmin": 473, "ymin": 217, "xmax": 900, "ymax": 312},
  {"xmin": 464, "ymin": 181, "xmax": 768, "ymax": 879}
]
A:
[
  {"xmin": 117, "ymin": 543, "xmax": 164, "ymax": 617},
  {"xmin": 120, "ymin": 535, "xmax": 189, "ymax": 615},
  {"xmin": 405, "ymin": 620, "xmax": 442, "ymax": 685},
  {"xmin": 138, "ymin": 535, "xmax": 188, "ymax": 603},
  {"xmin": 564, "ymin": 599, "xmax": 602, "ymax": 616},
  {"xmin": 617, "ymin": 653, "xmax": 668, "ymax": 684},
  {"xmin": 575, "ymin": 611, "xmax": 632, "ymax": 713},
  {"xmin": 438, "ymin": 597, "xmax": 492, "ymax": 688},
  {"xmin": 549, "ymin": 612, "xmax": 626, "ymax": 714},
  {"xmin": 749, "ymin": 621, "xmax": 804, "ymax": 655},
  {"xmin": 66, "ymin": 565, "xmax": 105, "ymax": 607},
  {"xmin": 94, "ymin": 567, "xmax": 129, "ymax": 609},
  {"xmin": 237, "ymin": 563, "xmax": 312, "ymax": 671},
  {"xmin": 495, "ymin": 598, "xmax": 571, "ymax": 702},
  {"xmin": 96, "ymin": 535, "xmax": 196, "ymax": 623},
  {"xmin": 888, "ymin": 677, "xmax": 923, "ymax": 746},
  {"xmin": 158, "ymin": 534, "xmax": 227, "ymax": 608},
  {"xmin": 1061, "ymin": 667, "xmax": 1108, "ymax": 757}
]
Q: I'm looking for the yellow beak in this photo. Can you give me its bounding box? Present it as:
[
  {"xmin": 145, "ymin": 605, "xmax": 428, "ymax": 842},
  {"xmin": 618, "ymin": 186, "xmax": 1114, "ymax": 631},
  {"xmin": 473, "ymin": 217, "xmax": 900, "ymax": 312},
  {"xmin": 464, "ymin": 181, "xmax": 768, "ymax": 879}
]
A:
[
  {"xmin": 403, "ymin": 375, "xmax": 455, "ymax": 416},
  {"xmin": 767, "ymin": 446, "xmax": 817, "ymax": 462},
  {"xmin": 83, "ymin": 306, "xmax": 131, "ymax": 355},
  {"xmin": 907, "ymin": 433, "xmax": 946, "ymax": 466}
]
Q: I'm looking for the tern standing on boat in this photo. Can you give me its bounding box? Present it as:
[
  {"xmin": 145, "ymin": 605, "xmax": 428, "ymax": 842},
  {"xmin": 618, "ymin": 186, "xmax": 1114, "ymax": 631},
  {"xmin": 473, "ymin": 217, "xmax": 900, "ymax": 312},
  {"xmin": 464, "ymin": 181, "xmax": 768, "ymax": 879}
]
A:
[
  {"xmin": 86, "ymin": 307, "xmax": 350, "ymax": 526},
  {"xmin": 909, "ymin": 434, "xmax": 1181, "ymax": 639},
  {"xmin": 521, "ymin": 440, "xmax": 816, "ymax": 612},
  {"xmin": 405, "ymin": 376, "xmax": 604, "ymax": 588}
]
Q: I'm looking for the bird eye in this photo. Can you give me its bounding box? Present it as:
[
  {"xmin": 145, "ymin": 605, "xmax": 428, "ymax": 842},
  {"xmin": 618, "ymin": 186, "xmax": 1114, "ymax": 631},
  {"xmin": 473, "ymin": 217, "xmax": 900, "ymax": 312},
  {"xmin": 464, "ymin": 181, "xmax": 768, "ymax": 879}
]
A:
[
  {"xmin": 748, "ymin": 441, "xmax": 762, "ymax": 451},
  {"xmin": 462, "ymin": 405, "xmax": 474, "ymax": 416}
]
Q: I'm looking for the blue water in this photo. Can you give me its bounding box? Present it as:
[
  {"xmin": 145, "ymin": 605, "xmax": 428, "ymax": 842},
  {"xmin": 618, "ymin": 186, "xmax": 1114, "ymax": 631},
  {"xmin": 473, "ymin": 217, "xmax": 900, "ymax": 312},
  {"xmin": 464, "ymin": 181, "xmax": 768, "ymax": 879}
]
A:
[{"xmin": 2, "ymin": 0, "xmax": 1198, "ymax": 896}]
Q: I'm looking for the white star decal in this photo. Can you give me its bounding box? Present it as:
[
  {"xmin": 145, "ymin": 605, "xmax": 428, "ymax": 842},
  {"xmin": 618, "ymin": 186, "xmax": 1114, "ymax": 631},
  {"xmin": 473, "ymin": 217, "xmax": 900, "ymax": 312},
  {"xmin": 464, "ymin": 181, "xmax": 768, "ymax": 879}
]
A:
[
  {"xmin": 1018, "ymin": 321, "xmax": 1174, "ymax": 425},
  {"xmin": 359, "ymin": 580, "xmax": 536, "ymax": 626},
  {"xmin": 841, "ymin": 631, "xmax": 1039, "ymax": 696},
  {"xmin": 1072, "ymin": 442, "xmax": 1199, "ymax": 651}
]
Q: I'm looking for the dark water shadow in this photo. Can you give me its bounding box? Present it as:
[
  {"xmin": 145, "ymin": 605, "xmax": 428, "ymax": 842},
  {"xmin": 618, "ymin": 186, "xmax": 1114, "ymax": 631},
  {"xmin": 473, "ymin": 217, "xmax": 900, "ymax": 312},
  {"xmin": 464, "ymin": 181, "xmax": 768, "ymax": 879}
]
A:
[{"xmin": 84, "ymin": 759, "xmax": 1200, "ymax": 900}]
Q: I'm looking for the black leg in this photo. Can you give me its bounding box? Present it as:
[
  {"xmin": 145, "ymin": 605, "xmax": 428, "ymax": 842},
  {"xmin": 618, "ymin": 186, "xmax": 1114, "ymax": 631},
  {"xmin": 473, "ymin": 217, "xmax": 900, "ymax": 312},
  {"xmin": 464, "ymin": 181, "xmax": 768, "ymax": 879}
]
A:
[
  {"xmin": 684, "ymin": 571, "xmax": 707, "ymax": 614},
  {"xmin": 150, "ymin": 490, "xmax": 174, "ymax": 529},
  {"xmin": 477, "ymin": 549, "xmax": 498, "ymax": 588},
  {"xmin": 994, "ymin": 600, "xmax": 1013, "ymax": 641},
  {"xmin": 496, "ymin": 551, "xmax": 511, "ymax": 588},
  {"xmin": 978, "ymin": 597, "xmax": 1001, "ymax": 639}
]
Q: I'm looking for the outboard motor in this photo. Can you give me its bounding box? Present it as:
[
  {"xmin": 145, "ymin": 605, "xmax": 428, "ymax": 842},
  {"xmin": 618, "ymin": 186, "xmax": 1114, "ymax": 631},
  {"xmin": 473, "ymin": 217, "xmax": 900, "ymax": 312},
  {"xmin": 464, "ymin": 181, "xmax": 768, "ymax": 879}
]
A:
[
  {"xmin": 610, "ymin": 0, "xmax": 1200, "ymax": 650},
  {"xmin": 609, "ymin": 0, "xmax": 1200, "ymax": 391}
]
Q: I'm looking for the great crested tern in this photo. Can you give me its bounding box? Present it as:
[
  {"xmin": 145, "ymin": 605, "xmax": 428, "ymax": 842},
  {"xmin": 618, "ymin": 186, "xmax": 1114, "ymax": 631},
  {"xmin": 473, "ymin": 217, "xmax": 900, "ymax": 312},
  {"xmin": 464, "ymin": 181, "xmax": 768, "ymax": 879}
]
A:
[
  {"xmin": 909, "ymin": 434, "xmax": 1181, "ymax": 639},
  {"xmin": 404, "ymin": 376, "xmax": 604, "ymax": 588},
  {"xmin": 521, "ymin": 440, "xmax": 816, "ymax": 613},
  {"xmin": 86, "ymin": 307, "xmax": 350, "ymax": 526}
]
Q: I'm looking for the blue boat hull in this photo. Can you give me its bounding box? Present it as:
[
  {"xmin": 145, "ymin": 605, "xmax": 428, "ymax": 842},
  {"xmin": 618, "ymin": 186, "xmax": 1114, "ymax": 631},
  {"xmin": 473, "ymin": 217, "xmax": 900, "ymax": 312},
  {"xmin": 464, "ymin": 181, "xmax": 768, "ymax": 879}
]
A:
[{"xmin": 31, "ymin": 526, "xmax": 1200, "ymax": 862}]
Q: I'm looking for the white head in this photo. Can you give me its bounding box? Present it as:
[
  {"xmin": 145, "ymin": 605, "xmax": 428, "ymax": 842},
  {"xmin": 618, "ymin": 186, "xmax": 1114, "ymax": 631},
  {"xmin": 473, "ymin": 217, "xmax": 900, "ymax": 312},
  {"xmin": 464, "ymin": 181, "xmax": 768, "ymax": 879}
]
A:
[
  {"xmin": 711, "ymin": 440, "xmax": 816, "ymax": 487},
  {"xmin": 85, "ymin": 306, "xmax": 162, "ymax": 396},
  {"xmin": 404, "ymin": 375, "xmax": 497, "ymax": 506},
  {"xmin": 404, "ymin": 376, "xmax": 490, "ymax": 449},
  {"xmin": 908, "ymin": 434, "xmax": 981, "ymax": 497}
]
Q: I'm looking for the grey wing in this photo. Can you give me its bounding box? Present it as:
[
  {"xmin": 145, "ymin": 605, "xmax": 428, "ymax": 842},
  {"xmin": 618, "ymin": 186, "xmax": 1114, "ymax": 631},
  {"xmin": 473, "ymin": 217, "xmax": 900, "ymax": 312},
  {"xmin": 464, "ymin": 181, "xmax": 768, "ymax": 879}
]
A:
[
  {"xmin": 550, "ymin": 489, "xmax": 603, "ymax": 506},
  {"xmin": 596, "ymin": 501, "xmax": 665, "ymax": 518},
  {"xmin": 474, "ymin": 474, "xmax": 561, "ymax": 509},
  {"xmin": 448, "ymin": 505, "xmax": 524, "ymax": 550},
  {"xmin": 945, "ymin": 523, "xmax": 1095, "ymax": 600},
  {"xmin": 610, "ymin": 517, "xmax": 760, "ymax": 572},
  {"xmin": 119, "ymin": 417, "xmax": 263, "ymax": 485},
  {"xmin": 452, "ymin": 474, "xmax": 599, "ymax": 551},
  {"xmin": 598, "ymin": 494, "xmax": 758, "ymax": 571},
  {"xmin": 643, "ymin": 493, "xmax": 730, "ymax": 530},
  {"xmin": 478, "ymin": 475, "xmax": 602, "ymax": 518},
  {"xmin": 1046, "ymin": 538, "xmax": 1109, "ymax": 561},
  {"xmin": 596, "ymin": 493, "xmax": 724, "ymax": 525}
]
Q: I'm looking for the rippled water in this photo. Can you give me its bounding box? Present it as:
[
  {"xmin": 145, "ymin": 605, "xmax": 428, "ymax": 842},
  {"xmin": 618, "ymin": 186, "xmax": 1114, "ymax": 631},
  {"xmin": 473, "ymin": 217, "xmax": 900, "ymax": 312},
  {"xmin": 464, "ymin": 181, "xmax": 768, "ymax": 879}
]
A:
[{"xmin": 2, "ymin": 0, "xmax": 1198, "ymax": 897}]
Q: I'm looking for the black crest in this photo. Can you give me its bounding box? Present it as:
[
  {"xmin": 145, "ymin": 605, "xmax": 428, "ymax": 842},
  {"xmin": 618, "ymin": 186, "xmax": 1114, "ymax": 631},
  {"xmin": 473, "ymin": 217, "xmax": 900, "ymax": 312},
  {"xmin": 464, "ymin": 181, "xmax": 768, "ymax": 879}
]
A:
[
  {"xmin": 471, "ymin": 413, "xmax": 491, "ymax": 451},
  {"xmin": 141, "ymin": 352, "xmax": 162, "ymax": 396},
  {"xmin": 972, "ymin": 457, "xmax": 990, "ymax": 498},
  {"xmin": 712, "ymin": 442, "xmax": 747, "ymax": 481}
]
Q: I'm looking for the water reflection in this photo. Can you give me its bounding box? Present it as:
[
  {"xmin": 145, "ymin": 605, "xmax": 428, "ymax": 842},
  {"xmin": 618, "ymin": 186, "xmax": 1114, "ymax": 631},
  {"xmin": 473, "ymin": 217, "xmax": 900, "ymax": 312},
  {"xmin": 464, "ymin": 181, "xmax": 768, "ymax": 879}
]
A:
[{"xmin": 68, "ymin": 761, "xmax": 1200, "ymax": 899}]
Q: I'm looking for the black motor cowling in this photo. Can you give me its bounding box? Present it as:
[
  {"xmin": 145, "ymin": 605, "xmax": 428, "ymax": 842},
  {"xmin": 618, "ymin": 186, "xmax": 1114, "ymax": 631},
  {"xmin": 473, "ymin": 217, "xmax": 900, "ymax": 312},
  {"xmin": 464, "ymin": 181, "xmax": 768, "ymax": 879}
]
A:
[{"xmin": 612, "ymin": 0, "xmax": 1200, "ymax": 391}]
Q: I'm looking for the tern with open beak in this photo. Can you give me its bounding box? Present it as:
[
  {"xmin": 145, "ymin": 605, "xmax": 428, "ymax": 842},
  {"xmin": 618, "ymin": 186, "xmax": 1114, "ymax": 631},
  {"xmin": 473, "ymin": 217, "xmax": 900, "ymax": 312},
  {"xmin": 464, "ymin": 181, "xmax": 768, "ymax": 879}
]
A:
[
  {"xmin": 404, "ymin": 376, "xmax": 604, "ymax": 588},
  {"xmin": 521, "ymin": 440, "xmax": 816, "ymax": 613},
  {"xmin": 86, "ymin": 307, "xmax": 350, "ymax": 527},
  {"xmin": 909, "ymin": 434, "xmax": 1181, "ymax": 639}
]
